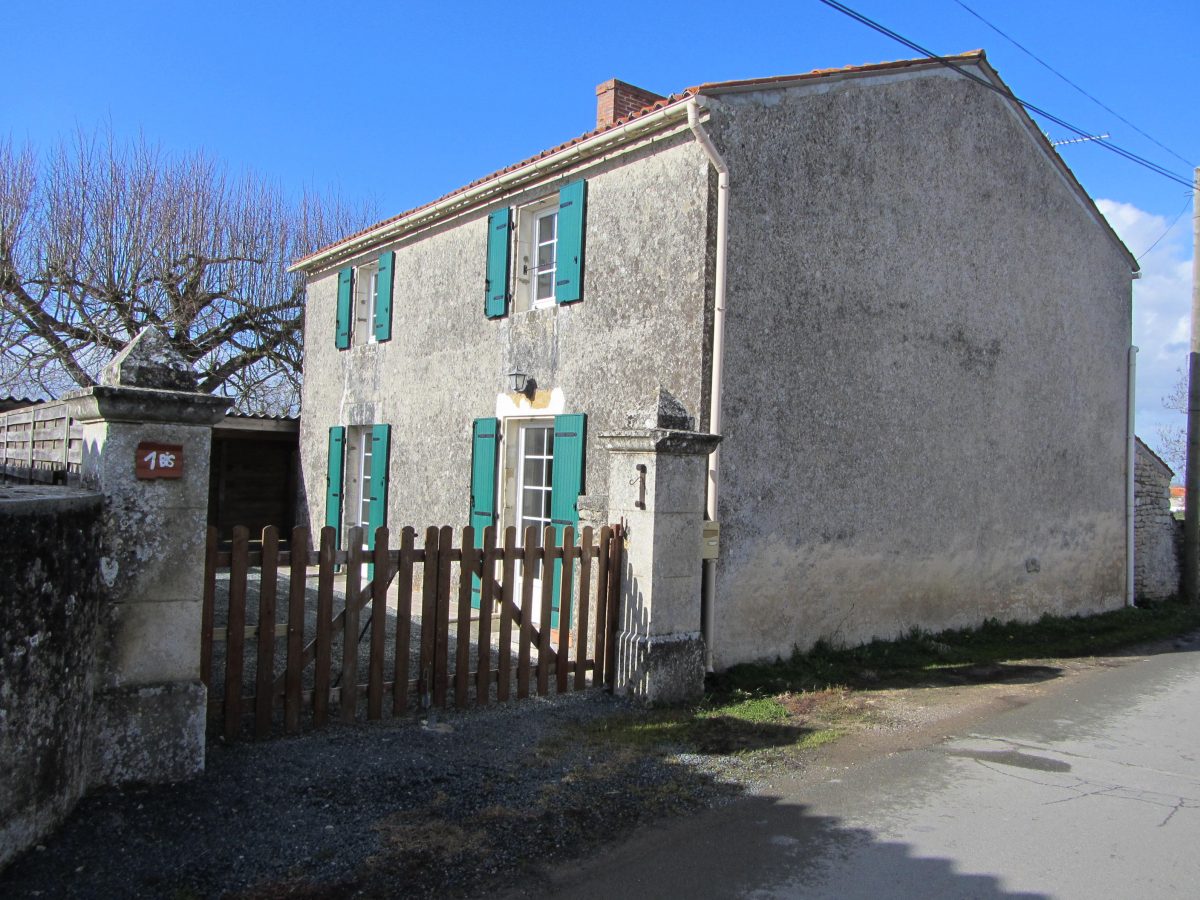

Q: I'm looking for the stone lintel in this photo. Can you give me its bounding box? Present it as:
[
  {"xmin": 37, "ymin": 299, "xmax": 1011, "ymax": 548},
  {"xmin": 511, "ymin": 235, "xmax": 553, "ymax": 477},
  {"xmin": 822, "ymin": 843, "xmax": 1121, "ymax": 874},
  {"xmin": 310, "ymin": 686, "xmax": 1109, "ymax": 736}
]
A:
[
  {"xmin": 601, "ymin": 428, "xmax": 721, "ymax": 457},
  {"xmin": 66, "ymin": 385, "xmax": 231, "ymax": 426}
]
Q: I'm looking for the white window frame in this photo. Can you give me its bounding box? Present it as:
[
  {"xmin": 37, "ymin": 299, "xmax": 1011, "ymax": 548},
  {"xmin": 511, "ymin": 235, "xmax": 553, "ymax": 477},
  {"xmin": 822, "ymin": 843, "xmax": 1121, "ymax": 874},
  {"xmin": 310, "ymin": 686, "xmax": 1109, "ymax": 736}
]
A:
[
  {"xmin": 501, "ymin": 416, "xmax": 556, "ymax": 589},
  {"xmin": 352, "ymin": 261, "xmax": 380, "ymax": 345},
  {"xmin": 513, "ymin": 196, "xmax": 559, "ymax": 313},
  {"xmin": 530, "ymin": 208, "xmax": 558, "ymax": 310},
  {"xmin": 516, "ymin": 421, "xmax": 555, "ymax": 537},
  {"xmin": 344, "ymin": 425, "xmax": 374, "ymax": 548}
]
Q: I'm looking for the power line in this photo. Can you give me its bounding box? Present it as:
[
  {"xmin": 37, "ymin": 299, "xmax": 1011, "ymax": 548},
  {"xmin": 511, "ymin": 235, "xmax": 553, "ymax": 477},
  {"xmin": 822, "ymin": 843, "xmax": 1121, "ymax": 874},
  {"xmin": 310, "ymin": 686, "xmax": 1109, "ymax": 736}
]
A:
[
  {"xmin": 950, "ymin": 0, "xmax": 1193, "ymax": 168},
  {"xmin": 1136, "ymin": 194, "xmax": 1193, "ymax": 260},
  {"xmin": 814, "ymin": 0, "xmax": 1194, "ymax": 191}
]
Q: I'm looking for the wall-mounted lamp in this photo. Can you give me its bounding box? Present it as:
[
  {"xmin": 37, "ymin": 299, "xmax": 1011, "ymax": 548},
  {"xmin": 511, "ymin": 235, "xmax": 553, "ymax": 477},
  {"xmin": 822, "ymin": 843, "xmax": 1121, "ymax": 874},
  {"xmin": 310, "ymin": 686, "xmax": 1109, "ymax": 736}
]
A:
[{"xmin": 508, "ymin": 371, "xmax": 535, "ymax": 397}]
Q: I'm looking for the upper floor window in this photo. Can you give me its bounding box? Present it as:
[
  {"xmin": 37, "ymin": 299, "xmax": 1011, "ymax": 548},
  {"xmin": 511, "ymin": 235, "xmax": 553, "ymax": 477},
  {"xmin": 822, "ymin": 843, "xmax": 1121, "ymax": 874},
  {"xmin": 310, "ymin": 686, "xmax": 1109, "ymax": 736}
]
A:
[
  {"xmin": 335, "ymin": 251, "xmax": 394, "ymax": 349},
  {"xmin": 511, "ymin": 196, "xmax": 559, "ymax": 313},
  {"xmin": 483, "ymin": 179, "xmax": 586, "ymax": 320},
  {"xmin": 531, "ymin": 208, "xmax": 558, "ymax": 308},
  {"xmin": 354, "ymin": 261, "xmax": 380, "ymax": 344}
]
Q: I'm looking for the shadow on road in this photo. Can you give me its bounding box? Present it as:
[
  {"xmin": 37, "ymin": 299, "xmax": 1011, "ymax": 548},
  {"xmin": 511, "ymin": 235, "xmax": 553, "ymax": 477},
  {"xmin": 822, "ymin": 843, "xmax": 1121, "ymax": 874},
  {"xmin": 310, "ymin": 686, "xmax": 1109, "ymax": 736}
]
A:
[
  {"xmin": 514, "ymin": 788, "xmax": 1048, "ymax": 899},
  {"xmin": 926, "ymin": 662, "xmax": 1062, "ymax": 686},
  {"xmin": 0, "ymin": 684, "xmax": 1047, "ymax": 900}
]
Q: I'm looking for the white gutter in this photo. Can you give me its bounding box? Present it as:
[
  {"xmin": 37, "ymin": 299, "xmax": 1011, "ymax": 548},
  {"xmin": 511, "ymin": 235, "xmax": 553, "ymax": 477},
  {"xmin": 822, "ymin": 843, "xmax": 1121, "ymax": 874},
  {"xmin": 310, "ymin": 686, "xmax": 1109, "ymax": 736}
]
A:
[
  {"xmin": 1127, "ymin": 345, "xmax": 1137, "ymax": 607},
  {"xmin": 687, "ymin": 99, "xmax": 729, "ymax": 671},
  {"xmin": 291, "ymin": 99, "xmax": 696, "ymax": 275}
]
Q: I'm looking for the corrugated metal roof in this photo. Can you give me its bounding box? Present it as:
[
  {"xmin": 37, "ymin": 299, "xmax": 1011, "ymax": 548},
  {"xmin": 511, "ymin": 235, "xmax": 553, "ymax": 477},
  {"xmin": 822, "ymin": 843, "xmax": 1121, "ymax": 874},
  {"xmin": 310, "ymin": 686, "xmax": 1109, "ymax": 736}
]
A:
[{"xmin": 224, "ymin": 411, "xmax": 299, "ymax": 423}]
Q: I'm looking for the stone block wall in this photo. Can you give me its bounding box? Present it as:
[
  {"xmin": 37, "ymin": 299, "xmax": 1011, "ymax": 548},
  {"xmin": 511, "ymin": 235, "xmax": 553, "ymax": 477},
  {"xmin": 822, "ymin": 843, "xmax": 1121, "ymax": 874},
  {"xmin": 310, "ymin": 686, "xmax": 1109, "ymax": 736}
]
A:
[
  {"xmin": 2, "ymin": 328, "xmax": 227, "ymax": 870},
  {"xmin": 1134, "ymin": 439, "xmax": 1179, "ymax": 603},
  {"xmin": 0, "ymin": 486, "xmax": 105, "ymax": 869}
]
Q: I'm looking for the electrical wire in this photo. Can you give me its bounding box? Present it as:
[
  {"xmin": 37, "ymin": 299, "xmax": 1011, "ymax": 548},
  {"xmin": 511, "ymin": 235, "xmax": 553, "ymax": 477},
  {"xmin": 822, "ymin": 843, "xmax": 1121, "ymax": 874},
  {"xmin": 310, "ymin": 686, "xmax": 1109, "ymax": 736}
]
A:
[
  {"xmin": 951, "ymin": 0, "xmax": 1193, "ymax": 168},
  {"xmin": 1136, "ymin": 194, "xmax": 1194, "ymax": 260},
  {"xmin": 814, "ymin": 0, "xmax": 1194, "ymax": 191}
]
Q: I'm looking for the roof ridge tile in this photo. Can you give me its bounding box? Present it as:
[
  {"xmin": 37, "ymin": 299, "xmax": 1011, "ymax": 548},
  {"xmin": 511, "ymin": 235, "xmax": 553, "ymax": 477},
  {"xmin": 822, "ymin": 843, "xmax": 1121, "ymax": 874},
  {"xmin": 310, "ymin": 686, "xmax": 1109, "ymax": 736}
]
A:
[{"xmin": 295, "ymin": 52, "xmax": 985, "ymax": 269}]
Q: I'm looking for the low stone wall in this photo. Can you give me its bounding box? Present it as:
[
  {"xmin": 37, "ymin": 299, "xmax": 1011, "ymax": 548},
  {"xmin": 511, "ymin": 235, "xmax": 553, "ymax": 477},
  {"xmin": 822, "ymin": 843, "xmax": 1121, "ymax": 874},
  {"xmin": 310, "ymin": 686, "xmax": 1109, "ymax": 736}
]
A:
[
  {"xmin": 1134, "ymin": 440, "xmax": 1179, "ymax": 603},
  {"xmin": 2, "ymin": 331, "xmax": 227, "ymax": 871},
  {"xmin": 0, "ymin": 486, "xmax": 105, "ymax": 869}
]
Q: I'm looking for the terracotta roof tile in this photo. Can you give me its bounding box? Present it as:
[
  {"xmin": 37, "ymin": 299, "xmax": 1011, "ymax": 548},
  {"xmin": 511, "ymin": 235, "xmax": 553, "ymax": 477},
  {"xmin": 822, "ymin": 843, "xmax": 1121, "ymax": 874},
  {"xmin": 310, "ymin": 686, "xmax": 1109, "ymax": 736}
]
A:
[
  {"xmin": 295, "ymin": 52, "xmax": 987, "ymax": 269},
  {"xmin": 292, "ymin": 89, "xmax": 698, "ymax": 269}
]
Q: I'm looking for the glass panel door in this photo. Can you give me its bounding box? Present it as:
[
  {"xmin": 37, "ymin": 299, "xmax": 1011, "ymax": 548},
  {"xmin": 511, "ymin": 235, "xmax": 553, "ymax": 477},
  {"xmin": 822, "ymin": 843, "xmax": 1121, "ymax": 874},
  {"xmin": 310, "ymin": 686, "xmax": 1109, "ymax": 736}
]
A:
[{"xmin": 516, "ymin": 422, "xmax": 554, "ymax": 619}]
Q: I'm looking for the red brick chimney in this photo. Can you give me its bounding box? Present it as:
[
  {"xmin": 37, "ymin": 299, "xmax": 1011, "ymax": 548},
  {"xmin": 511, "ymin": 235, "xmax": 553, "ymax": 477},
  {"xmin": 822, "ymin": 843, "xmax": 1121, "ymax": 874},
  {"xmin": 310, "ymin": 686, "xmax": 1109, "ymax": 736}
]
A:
[{"xmin": 595, "ymin": 79, "xmax": 666, "ymax": 129}]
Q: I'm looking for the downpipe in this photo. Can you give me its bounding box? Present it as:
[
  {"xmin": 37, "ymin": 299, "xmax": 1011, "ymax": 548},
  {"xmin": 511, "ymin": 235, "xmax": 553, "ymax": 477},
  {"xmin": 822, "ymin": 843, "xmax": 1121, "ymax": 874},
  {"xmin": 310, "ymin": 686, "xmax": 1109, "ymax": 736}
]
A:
[
  {"xmin": 1127, "ymin": 345, "xmax": 1137, "ymax": 607},
  {"xmin": 688, "ymin": 99, "xmax": 729, "ymax": 671}
]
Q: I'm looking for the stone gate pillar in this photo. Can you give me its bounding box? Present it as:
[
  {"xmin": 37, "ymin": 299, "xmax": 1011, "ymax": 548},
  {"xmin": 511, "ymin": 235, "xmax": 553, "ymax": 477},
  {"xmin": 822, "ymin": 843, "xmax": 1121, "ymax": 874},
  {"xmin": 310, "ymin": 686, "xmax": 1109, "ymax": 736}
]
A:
[
  {"xmin": 65, "ymin": 328, "xmax": 229, "ymax": 785},
  {"xmin": 602, "ymin": 420, "xmax": 720, "ymax": 704}
]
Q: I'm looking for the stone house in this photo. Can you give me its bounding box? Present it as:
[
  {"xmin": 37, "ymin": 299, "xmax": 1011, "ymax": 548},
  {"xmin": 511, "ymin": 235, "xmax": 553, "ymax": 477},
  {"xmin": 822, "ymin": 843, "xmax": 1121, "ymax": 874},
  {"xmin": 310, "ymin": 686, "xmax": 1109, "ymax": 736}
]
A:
[
  {"xmin": 291, "ymin": 51, "xmax": 1137, "ymax": 671},
  {"xmin": 1134, "ymin": 437, "xmax": 1179, "ymax": 602}
]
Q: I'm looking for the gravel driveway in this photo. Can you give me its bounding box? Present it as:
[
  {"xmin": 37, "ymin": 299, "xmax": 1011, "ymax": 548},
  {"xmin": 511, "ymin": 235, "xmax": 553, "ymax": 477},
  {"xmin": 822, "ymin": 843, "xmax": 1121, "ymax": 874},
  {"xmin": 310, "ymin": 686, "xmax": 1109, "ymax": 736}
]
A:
[
  {"xmin": 0, "ymin": 691, "xmax": 742, "ymax": 899},
  {"xmin": 7, "ymin": 640, "xmax": 1161, "ymax": 899}
]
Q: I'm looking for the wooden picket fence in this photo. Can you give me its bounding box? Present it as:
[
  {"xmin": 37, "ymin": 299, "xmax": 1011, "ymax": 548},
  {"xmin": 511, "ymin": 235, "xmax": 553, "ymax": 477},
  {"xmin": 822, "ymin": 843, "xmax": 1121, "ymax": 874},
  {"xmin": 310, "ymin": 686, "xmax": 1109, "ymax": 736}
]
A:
[
  {"xmin": 0, "ymin": 400, "xmax": 82, "ymax": 484},
  {"xmin": 201, "ymin": 521, "xmax": 624, "ymax": 741}
]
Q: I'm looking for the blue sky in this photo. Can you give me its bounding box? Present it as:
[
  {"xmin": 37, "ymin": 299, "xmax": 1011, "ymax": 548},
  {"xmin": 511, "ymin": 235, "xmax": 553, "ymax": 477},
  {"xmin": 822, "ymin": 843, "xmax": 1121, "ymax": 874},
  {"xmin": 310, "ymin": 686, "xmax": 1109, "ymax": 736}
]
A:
[{"xmin": 3, "ymin": 0, "xmax": 1195, "ymax": 462}]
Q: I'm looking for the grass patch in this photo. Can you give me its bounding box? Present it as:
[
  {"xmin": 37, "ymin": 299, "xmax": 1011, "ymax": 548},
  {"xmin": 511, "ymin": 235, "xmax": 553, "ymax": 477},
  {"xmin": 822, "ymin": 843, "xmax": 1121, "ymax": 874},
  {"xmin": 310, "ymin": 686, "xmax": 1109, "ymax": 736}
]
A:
[
  {"xmin": 790, "ymin": 727, "xmax": 844, "ymax": 751},
  {"xmin": 574, "ymin": 599, "xmax": 1199, "ymax": 764},
  {"xmin": 698, "ymin": 696, "xmax": 790, "ymax": 723},
  {"xmin": 589, "ymin": 714, "xmax": 695, "ymax": 748},
  {"xmin": 585, "ymin": 694, "xmax": 854, "ymax": 756},
  {"xmin": 586, "ymin": 696, "xmax": 809, "ymax": 755},
  {"xmin": 709, "ymin": 597, "xmax": 1200, "ymax": 698}
]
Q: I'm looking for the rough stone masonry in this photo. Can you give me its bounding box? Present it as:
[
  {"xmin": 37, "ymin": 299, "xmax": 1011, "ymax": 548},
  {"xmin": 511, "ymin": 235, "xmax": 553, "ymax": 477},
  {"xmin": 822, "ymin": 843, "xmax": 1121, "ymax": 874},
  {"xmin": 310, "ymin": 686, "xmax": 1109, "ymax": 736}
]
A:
[
  {"xmin": 0, "ymin": 487, "xmax": 104, "ymax": 869},
  {"xmin": 1134, "ymin": 438, "xmax": 1179, "ymax": 602}
]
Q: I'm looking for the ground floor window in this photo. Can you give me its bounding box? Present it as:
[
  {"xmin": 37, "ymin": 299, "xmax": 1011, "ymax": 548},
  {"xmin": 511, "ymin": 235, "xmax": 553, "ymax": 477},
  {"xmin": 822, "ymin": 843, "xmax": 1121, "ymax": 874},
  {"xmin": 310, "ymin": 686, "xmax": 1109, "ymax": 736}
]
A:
[
  {"xmin": 516, "ymin": 420, "xmax": 554, "ymax": 575},
  {"xmin": 325, "ymin": 423, "xmax": 391, "ymax": 552},
  {"xmin": 469, "ymin": 413, "xmax": 586, "ymax": 626},
  {"xmin": 345, "ymin": 426, "xmax": 374, "ymax": 545}
]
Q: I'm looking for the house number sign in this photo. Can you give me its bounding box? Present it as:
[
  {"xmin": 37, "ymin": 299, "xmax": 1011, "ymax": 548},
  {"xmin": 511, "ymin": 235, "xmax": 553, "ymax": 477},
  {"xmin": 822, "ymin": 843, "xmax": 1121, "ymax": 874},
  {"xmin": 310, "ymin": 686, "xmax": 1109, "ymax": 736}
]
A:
[{"xmin": 135, "ymin": 442, "xmax": 184, "ymax": 479}]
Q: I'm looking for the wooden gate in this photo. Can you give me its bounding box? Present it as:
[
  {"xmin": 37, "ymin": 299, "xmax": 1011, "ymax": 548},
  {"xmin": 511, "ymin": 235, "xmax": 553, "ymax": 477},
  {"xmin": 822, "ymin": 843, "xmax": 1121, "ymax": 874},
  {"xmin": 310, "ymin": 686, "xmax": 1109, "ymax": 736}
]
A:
[{"xmin": 201, "ymin": 522, "xmax": 623, "ymax": 740}]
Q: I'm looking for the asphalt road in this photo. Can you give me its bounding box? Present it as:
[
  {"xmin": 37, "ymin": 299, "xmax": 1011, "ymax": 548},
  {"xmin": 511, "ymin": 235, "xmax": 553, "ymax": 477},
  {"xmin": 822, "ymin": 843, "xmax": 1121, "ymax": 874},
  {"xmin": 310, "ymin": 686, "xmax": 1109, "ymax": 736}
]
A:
[{"xmin": 530, "ymin": 635, "xmax": 1200, "ymax": 899}]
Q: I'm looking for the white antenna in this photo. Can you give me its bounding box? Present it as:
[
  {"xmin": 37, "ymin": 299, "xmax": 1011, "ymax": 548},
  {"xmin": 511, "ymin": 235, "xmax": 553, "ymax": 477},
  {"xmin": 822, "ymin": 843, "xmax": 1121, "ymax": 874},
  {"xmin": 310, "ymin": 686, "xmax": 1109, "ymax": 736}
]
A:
[{"xmin": 1048, "ymin": 132, "xmax": 1111, "ymax": 147}]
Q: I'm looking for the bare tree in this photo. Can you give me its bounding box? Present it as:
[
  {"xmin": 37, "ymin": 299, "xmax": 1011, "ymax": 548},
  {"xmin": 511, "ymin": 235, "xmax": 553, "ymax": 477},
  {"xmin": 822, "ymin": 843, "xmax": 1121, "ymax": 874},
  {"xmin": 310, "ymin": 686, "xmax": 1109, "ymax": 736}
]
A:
[
  {"xmin": 0, "ymin": 130, "xmax": 370, "ymax": 414},
  {"xmin": 1159, "ymin": 367, "xmax": 1187, "ymax": 473}
]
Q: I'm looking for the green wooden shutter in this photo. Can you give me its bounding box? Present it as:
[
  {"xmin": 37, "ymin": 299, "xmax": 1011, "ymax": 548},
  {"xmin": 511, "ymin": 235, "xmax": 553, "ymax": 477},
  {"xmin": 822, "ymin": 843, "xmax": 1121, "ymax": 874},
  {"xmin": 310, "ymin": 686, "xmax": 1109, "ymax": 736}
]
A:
[
  {"xmin": 366, "ymin": 424, "xmax": 391, "ymax": 549},
  {"xmin": 554, "ymin": 180, "xmax": 586, "ymax": 305},
  {"xmin": 470, "ymin": 418, "xmax": 500, "ymax": 608},
  {"xmin": 374, "ymin": 251, "xmax": 394, "ymax": 343},
  {"xmin": 325, "ymin": 426, "xmax": 346, "ymax": 546},
  {"xmin": 549, "ymin": 413, "xmax": 586, "ymax": 531},
  {"xmin": 485, "ymin": 209, "xmax": 511, "ymax": 319},
  {"xmin": 470, "ymin": 418, "xmax": 499, "ymax": 532},
  {"xmin": 335, "ymin": 268, "xmax": 353, "ymax": 349},
  {"xmin": 549, "ymin": 413, "xmax": 586, "ymax": 627}
]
